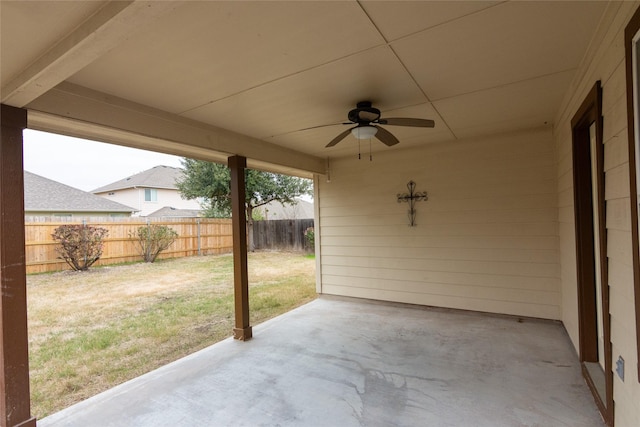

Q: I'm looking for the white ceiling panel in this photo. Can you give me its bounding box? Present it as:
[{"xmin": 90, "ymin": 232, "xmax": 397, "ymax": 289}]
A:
[
  {"xmin": 67, "ymin": 1, "xmax": 384, "ymax": 115},
  {"xmin": 434, "ymin": 70, "xmax": 575, "ymax": 139},
  {"xmin": 183, "ymin": 46, "xmax": 427, "ymax": 139},
  {"xmin": 393, "ymin": 1, "xmax": 607, "ymax": 101},
  {"xmin": 0, "ymin": 1, "xmax": 107, "ymax": 86},
  {"xmin": 361, "ymin": 1, "xmax": 501, "ymax": 41}
]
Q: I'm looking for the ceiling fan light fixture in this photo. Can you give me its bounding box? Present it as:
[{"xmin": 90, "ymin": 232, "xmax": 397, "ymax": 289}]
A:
[{"xmin": 352, "ymin": 125, "xmax": 377, "ymax": 140}]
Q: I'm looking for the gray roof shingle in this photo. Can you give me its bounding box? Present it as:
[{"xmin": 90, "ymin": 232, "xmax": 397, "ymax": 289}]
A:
[
  {"xmin": 92, "ymin": 165, "xmax": 184, "ymax": 193},
  {"xmin": 146, "ymin": 206, "xmax": 202, "ymax": 218},
  {"xmin": 24, "ymin": 171, "xmax": 136, "ymax": 213}
]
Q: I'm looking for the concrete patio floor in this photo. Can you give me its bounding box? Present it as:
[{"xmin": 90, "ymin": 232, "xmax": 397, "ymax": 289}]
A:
[{"xmin": 40, "ymin": 296, "xmax": 603, "ymax": 427}]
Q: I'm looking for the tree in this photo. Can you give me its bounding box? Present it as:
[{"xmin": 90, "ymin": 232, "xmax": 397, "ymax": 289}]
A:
[
  {"xmin": 52, "ymin": 224, "xmax": 108, "ymax": 271},
  {"xmin": 176, "ymin": 159, "xmax": 312, "ymax": 249}
]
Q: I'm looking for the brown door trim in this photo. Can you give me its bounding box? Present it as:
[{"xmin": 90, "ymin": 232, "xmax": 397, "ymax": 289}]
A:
[
  {"xmin": 571, "ymin": 81, "xmax": 613, "ymax": 426},
  {"xmin": 624, "ymin": 4, "xmax": 640, "ymax": 385}
]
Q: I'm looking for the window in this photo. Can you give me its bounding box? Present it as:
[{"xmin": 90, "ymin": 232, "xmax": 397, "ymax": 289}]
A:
[
  {"xmin": 624, "ymin": 5, "xmax": 640, "ymax": 384},
  {"xmin": 144, "ymin": 188, "xmax": 157, "ymax": 202}
]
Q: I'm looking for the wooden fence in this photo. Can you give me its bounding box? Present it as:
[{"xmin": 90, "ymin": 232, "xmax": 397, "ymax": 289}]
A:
[
  {"xmin": 25, "ymin": 217, "xmax": 233, "ymax": 274},
  {"xmin": 252, "ymin": 219, "xmax": 314, "ymax": 252}
]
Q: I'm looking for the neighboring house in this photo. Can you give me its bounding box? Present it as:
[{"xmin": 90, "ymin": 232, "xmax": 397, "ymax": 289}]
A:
[
  {"xmin": 92, "ymin": 165, "xmax": 201, "ymax": 217},
  {"xmin": 24, "ymin": 171, "xmax": 135, "ymax": 219},
  {"xmin": 255, "ymin": 198, "xmax": 314, "ymax": 220}
]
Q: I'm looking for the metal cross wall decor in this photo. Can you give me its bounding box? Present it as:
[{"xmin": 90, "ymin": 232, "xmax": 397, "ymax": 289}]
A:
[{"xmin": 397, "ymin": 181, "xmax": 428, "ymax": 226}]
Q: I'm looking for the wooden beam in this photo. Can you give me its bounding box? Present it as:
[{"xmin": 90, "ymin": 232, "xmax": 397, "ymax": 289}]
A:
[
  {"xmin": 229, "ymin": 156, "xmax": 252, "ymax": 341},
  {"xmin": 1, "ymin": 1, "xmax": 180, "ymax": 107},
  {"xmin": 0, "ymin": 105, "xmax": 36, "ymax": 427},
  {"xmin": 27, "ymin": 83, "xmax": 325, "ymax": 177}
]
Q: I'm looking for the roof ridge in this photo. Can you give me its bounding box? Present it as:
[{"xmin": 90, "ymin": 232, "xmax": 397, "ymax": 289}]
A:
[{"xmin": 91, "ymin": 165, "xmax": 184, "ymax": 193}]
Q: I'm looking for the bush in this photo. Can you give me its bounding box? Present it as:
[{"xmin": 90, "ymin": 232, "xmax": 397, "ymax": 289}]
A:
[
  {"xmin": 52, "ymin": 224, "xmax": 108, "ymax": 271},
  {"xmin": 133, "ymin": 224, "xmax": 178, "ymax": 263},
  {"xmin": 304, "ymin": 227, "xmax": 314, "ymax": 249}
]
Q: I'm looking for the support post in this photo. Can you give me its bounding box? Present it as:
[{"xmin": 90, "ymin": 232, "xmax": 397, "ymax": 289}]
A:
[
  {"xmin": 0, "ymin": 105, "xmax": 36, "ymax": 426},
  {"xmin": 228, "ymin": 155, "xmax": 252, "ymax": 341}
]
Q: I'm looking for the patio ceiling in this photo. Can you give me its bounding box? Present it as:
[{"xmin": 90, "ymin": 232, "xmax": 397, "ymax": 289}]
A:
[{"xmin": 1, "ymin": 1, "xmax": 607, "ymax": 176}]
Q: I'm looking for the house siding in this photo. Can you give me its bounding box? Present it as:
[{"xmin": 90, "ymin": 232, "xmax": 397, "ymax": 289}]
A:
[
  {"xmin": 98, "ymin": 188, "xmax": 140, "ymax": 214},
  {"xmin": 97, "ymin": 187, "xmax": 200, "ymax": 217},
  {"xmin": 318, "ymin": 127, "xmax": 560, "ymax": 320},
  {"xmin": 24, "ymin": 211, "xmax": 130, "ymax": 219},
  {"xmin": 554, "ymin": 2, "xmax": 640, "ymax": 425}
]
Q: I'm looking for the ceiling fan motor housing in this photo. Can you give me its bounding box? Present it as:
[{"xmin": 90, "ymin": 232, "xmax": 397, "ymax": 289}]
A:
[{"xmin": 349, "ymin": 101, "xmax": 381, "ymax": 124}]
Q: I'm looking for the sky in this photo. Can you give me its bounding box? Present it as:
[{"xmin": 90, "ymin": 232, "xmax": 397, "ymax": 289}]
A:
[{"xmin": 23, "ymin": 129, "xmax": 184, "ymax": 192}]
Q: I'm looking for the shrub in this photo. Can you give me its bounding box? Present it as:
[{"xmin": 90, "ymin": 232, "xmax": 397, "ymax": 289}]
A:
[
  {"xmin": 133, "ymin": 224, "xmax": 178, "ymax": 263},
  {"xmin": 52, "ymin": 224, "xmax": 108, "ymax": 271},
  {"xmin": 304, "ymin": 227, "xmax": 314, "ymax": 249}
]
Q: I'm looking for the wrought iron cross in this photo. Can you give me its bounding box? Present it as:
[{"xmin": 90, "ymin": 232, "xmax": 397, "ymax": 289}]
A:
[{"xmin": 397, "ymin": 181, "xmax": 428, "ymax": 226}]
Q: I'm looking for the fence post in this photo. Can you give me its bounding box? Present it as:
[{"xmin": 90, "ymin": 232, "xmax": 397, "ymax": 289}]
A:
[
  {"xmin": 146, "ymin": 218, "xmax": 151, "ymax": 261},
  {"xmin": 82, "ymin": 219, "xmax": 87, "ymax": 267},
  {"xmin": 197, "ymin": 218, "xmax": 201, "ymax": 256}
]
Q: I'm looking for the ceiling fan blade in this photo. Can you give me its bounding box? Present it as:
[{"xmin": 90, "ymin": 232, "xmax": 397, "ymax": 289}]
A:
[
  {"xmin": 374, "ymin": 125, "xmax": 400, "ymax": 146},
  {"xmin": 379, "ymin": 117, "xmax": 435, "ymax": 128},
  {"xmin": 295, "ymin": 122, "xmax": 345, "ymax": 132},
  {"xmin": 326, "ymin": 127, "xmax": 354, "ymax": 147}
]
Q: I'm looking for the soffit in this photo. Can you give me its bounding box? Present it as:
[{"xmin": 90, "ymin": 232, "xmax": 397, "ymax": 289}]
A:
[
  {"xmin": 0, "ymin": 1, "xmax": 107, "ymax": 84},
  {"xmin": 390, "ymin": 1, "xmax": 607, "ymax": 102},
  {"xmin": 359, "ymin": 1, "xmax": 502, "ymax": 40},
  {"xmin": 66, "ymin": 1, "xmax": 385, "ymax": 115},
  {"xmin": 434, "ymin": 69, "xmax": 576, "ymax": 139},
  {"xmin": 183, "ymin": 46, "xmax": 428, "ymax": 141},
  {"xmin": 1, "ymin": 1, "xmax": 609, "ymax": 171}
]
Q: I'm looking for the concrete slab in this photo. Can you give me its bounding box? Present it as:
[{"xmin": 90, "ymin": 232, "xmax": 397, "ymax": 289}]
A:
[{"xmin": 40, "ymin": 296, "xmax": 604, "ymax": 426}]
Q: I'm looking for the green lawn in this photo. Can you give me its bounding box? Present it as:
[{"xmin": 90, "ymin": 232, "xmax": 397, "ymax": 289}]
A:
[{"xmin": 27, "ymin": 251, "xmax": 316, "ymax": 418}]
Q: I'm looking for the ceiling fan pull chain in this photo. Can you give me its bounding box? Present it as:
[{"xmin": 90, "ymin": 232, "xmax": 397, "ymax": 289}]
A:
[
  {"xmin": 369, "ymin": 139, "xmax": 372, "ymax": 161},
  {"xmin": 358, "ymin": 139, "xmax": 361, "ymax": 160}
]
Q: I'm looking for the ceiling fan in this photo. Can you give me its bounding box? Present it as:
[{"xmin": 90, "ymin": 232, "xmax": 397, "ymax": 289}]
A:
[{"xmin": 326, "ymin": 101, "xmax": 435, "ymax": 148}]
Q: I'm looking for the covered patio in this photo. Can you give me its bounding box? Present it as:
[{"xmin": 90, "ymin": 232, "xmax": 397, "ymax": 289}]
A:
[
  {"xmin": 3, "ymin": 2, "xmax": 640, "ymax": 426},
  {"xmin": 39, "ymin": 297, "xmax": 602, "ymax": 427}
]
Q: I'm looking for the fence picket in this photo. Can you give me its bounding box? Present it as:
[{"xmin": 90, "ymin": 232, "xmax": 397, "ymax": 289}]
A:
[
  {"xmin": 24, "ymin": 217, "xmax": 233, "ymax": 274},
  {"xmin": 252, "ymin": 219, "xmax": 314, "ymax": 252}
]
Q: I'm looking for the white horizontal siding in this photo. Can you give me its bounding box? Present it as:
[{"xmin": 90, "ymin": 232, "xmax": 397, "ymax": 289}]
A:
[
  {"xmin": 318, "ymin": 128, "xmax": 560, "ymax": 320},
  {"xmin": 553, "ymin": 1, "xmax": 640, "ymax": 424},
  {"xmin": 321, "ymin": 258, "xmax": 559, "ymax": 280},
  {"xmin": 321, "ymin": 284, "xmax": 559, "ymax": 320},
  {"xmin": 321, "ymin": 270, "xmax": 559, "ymax": 292},
  {"xmin": 606, "ymin": 197, "xmax": 631, "ymax": 232},
  {"xmin": 322, "ymin": 245, "xmax": 558, "ymax": 264}
]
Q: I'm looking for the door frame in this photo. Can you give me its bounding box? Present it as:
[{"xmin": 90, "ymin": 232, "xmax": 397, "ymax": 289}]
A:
[
  {"xmin": 571, "ymin": 81, "xmax": 613, "ymax": 426},
  {"xmin": 624, "ymin": 5, "xmax": 640, "ymax": 386}
]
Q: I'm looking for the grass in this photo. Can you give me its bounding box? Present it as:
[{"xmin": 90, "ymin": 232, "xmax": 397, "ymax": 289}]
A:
[{"xmin": 27, "ymin": 251, "xmax": 316, "ymax": 419}]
